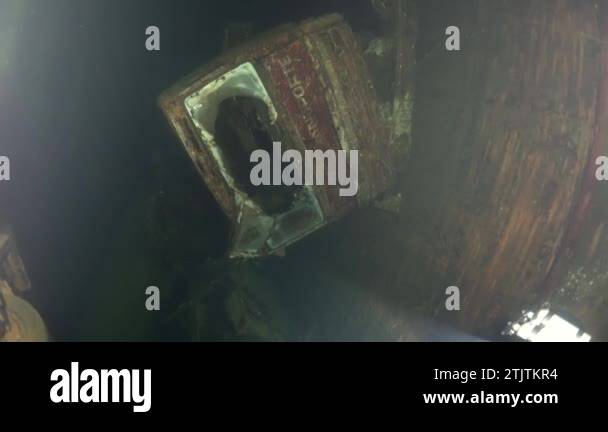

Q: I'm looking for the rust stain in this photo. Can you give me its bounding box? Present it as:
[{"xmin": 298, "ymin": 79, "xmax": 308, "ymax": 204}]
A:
[
  {"xmin": 159, "ymin": 14, "xmax": 391, "ymax": 257},
  {"xmin": 395, "ymin": 0, "xmax": 601, "ymax": 333}
]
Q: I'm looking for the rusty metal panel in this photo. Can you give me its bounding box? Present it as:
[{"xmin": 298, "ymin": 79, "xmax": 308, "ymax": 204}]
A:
[
  {"xmin": 0, "ymin": 226, "xmax": 30, "ymax": 294},
  {"xmin": 261, "ymin": 39, "xmax": 354, "ymax": 218},
  {"xmin": 308, "ymin": 24, "xmax": 394, "ymax": 205},
  {"xmin": 0, "ymin": 226, "xmax": 47, "ymax": 342},
  {"xmin": 159, "ymin": 14, "xmax": 391, "ymax": 258},
  {"xmin": 389, "ymin": 0, "xmax": 601, "ymax": 335}
]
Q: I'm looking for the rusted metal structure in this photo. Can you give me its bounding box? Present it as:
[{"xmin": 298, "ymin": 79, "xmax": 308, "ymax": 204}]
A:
[
  {"xmin": 541, "ymin": 0, "xmax": 608, "ymax": 340},
  {"xmin": 160, "ymin": 14, "xmax": 391, "ymax": 258},
  {"xmin": 0, "ymin": 225, "xmax": 47, "ymax": 342},
  {"xmin": 0, "ymin": 279, "xmax": 48, "ymax": 342},
  {"xmin": 158, "ymin": 1, "xmax": 608, "ymax": 339},
  {"xmin": 0, "ymin": 225, "xmax": 30, "ymax": 294},
  {"xmin": 387, "ymin": 0, "xmax": 604, "ymax": 335}
]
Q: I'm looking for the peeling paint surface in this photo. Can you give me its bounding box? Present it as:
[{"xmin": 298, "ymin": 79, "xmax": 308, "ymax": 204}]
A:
[{"xmin": 160, "ymin": 14, "xmax": 391, "ymax": 258}]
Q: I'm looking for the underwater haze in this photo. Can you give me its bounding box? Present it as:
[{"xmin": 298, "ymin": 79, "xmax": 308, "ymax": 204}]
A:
[{"xmin": 2, "ymin": 0, "xmax": 607, "ymax": 341}]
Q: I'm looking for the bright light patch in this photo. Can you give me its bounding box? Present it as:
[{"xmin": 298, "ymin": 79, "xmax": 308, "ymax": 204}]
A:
[{"xmin": 504, "ymin": 308, "xmax": 591, "ymax": 342}]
